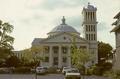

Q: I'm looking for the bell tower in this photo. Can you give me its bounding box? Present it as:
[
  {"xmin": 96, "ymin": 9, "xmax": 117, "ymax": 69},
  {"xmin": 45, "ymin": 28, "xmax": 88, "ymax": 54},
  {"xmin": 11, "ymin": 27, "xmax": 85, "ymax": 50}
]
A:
[
  {"xmin": 82, "ymin": 3, "xmax": 98, "ymax": 64},
  {"xmin": 82, "ymin": 3, "xmax": 97, "ymax": 42}
]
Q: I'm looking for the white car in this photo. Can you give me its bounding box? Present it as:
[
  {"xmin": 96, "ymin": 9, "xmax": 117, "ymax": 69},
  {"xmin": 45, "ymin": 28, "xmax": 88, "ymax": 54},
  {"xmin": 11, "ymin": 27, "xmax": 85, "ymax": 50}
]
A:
[
  {"xmin": 62, "ymin": 67, "xmax": 70, "ymax": 75},
  {"xmin": 65, "ymin": 68, "xmax": 81, "ymax": 79},
  {"xmin": 36, "ymin": 67, "xmax": 47, "ymax": 74}
]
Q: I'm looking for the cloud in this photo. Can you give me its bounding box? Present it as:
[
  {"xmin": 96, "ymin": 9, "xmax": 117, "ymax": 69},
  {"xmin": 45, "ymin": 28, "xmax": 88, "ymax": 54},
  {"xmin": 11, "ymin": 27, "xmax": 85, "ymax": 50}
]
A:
[
  {"xmin": 67, "ymin": 16, "xmax": 83, "ymax": 33},
  {"xmin": 97, "ymin": 22, "xmax": 109, "ymax": 31},
  {"xmin": 27, "ymin": 0, "xmax": 89, "ymax": 10},
  {"xmin": 0, "ymin": 0, "xmax": 119, "ymax": 50},
  {"xmin": 42, "ymin": 0, "xmax": 87, "ymax": 10}
]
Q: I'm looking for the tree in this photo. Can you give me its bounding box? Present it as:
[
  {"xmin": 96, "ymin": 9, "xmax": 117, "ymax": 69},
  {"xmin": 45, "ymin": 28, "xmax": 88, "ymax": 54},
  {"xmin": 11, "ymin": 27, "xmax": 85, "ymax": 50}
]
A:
[
  {"xmin": 30, "ymin": 46, "xmax": 44, "ymax": 79},
  {"xmin": 0, "ymin": 20, "xmax": 14, "ymax": 62},
  {"xmin": 31, "ymin": 46, "xmax": 44, "ymax": 67},
  {"xmin": 71, "ymin": 49, "xmax": 92, "ymax": 68},
  {"xmin": 0, "ymin": 20, "xmax": 14, "ymax": 49},
  {"xmin": 20, "ymin": 46, "xmax": 44, "ymax": 67},
  {"xmin": 96, "ymin": 41, "xmax": 113, "ymax": 75},
  {"xmin": 5, "ymin": 55, "xmax": 20, "ymax": 67},
  {"xmin": 98, "ymin": 41, "xmax": 113, "ymax": 65},
  {"xmin": 71, "ymin": 36, "xmax": 92, "ymax": 74}
]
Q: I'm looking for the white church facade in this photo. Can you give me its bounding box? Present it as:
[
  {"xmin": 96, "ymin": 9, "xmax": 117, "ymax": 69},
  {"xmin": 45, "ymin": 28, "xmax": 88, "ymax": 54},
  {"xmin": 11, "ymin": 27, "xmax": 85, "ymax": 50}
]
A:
[{"xmin": 32, "ymin": 3, "xmax": 98, "ymax": 68}]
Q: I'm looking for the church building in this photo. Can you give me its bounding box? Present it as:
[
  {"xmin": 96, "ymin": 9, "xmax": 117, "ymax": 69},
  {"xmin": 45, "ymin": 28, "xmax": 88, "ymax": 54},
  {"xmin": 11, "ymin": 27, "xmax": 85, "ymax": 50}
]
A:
[{"xmin": 32, "ymin": 3, "xmax": 98, "ymax": 68}]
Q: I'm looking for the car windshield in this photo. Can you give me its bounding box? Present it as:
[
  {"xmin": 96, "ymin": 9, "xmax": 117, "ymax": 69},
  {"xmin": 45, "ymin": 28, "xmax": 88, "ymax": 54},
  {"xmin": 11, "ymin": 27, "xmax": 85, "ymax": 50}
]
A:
[
  {"xmin": 64, "ymin": 68, "xmax": 69, "ymax": 69},
  {"xmin": 37, "ymin": 67, "xmax": 43, "ymax": 70},
  {"xmin": 67, "ymin": 69, "xmax": 79, "ymax": 73}
]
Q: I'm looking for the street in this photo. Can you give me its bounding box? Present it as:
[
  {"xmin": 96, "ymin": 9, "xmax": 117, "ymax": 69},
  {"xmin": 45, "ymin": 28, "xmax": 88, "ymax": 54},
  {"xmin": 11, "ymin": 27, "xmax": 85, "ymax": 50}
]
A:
[
  {"xmin": 0, "ymin": 74, "xmax": 63, "ymax": 79},
  {"xmin": 0, "ymin": 74, "xmax": 110, "ymax": 79}
]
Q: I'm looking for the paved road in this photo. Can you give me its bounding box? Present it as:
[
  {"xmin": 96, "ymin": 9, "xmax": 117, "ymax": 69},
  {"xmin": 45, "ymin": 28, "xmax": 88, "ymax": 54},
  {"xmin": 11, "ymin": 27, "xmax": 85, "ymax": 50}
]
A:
[
  {"xmin": 0, "ymin": 74, "xmax": 64, "ymax": 79},
  {"xmin": 0, "ymin": 74, "xmax": 110, "ymax": 79}
]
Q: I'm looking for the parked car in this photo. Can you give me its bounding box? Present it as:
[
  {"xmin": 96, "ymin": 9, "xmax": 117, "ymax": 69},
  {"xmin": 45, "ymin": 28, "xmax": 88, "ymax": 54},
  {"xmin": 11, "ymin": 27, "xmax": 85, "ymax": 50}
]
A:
[
  {"xmin": 62, "ymin": 67, "xmax": 70, "ymax": 75},
  {"xmin": 0, "ymin": 68, "xmax": 10, "ymax": 73},
  {"xmin": 36, "ymin": 67, "xmax": 47, "ymax": 75},
  {"xmin": 65, "ymin": 68, "xmax": 81, "ymax": 79}
]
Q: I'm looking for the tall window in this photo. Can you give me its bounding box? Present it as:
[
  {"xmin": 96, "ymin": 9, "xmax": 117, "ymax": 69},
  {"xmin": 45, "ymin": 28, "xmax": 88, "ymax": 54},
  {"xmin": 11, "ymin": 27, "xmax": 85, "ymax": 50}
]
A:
[
  {"xmin": 86, "ymin": 25, "xmax": 88, "ymax": 31},
  {"xmin": 53, "ymin": 46, "xmax": 59, "ymax": 54},
  {"xmin": 86, "ymin": 12, "xmax": 88, "ymax": 20},
  {"xmin": 94, "ymin": 34, "xmax": 96, "ymax": 40},
  {"xmin": 45, "ymin": 57, "xmax": 49, "ymax": 62},
  {"xmin": 62, "ymin": 47, "xmax": 67, "ymax": 54},
  {"xmin": 93, "ymin": 25, "xmax": 95, "ymax": 31},
  {"xmin": 88, "ymin": 12, "xmax": 90, "ymax": 20},
  {"xmin": 89, "ymin": 34, "xmax": 91, "ymax": 40},
  {"xmin": 54, "ymin": 57, "xmax": 58, "ymax": 65},
  {"xmin": 86, "ymin": 34, "xmax": 88, "ymax": 40},
  {"xmin": 91, "ymin": 25, "xmax": 93, "ymax": 31},
  {"xmin": 89, "ymin": 25, "xmax": 90, "ymax": 31},
  {"xmin": 93, "ymin": 12, "xmax": 95, "ymax": 20},
  {"xmin": 91, "ymin": 34, "xmax": 93, "ymax": 40},
  {"xmin": 63, "ymin": 57, "xmax": 67, "ymax": 63},
  {"xmin": 44, "ymin": 46, "xmax": 49, "ymax": 53}
]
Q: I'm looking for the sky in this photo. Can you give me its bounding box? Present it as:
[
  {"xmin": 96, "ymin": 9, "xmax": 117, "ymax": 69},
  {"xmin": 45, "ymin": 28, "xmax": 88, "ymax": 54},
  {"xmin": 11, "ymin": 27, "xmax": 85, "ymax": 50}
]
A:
[{"xmin": 0, "ymin": 0, "xmax": 119, "ymax": 51}]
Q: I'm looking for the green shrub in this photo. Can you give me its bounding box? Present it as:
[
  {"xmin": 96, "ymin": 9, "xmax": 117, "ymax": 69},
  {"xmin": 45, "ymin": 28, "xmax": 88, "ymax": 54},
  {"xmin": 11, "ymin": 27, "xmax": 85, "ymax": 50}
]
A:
[
  {"xmin": 103, "ymin": 70, "xmax": 114, "ymax": 77},
  {"xmin": 103, "ymin": 70, "xmax": 120, "ymax": 79},
  {"xmin": 86, "ymin": 68, "xmax": 93, "ymax": 75},
  {"xmin": 92, "ymin": 66, "xmax": 103, "ymax": 75},
  {"xmin": 13, "ymin": 67, "xmax": 31, "ymax": 74},
  {"xmin": 47, "ymin": 67, "xmax": 58, "ymax": 74}
]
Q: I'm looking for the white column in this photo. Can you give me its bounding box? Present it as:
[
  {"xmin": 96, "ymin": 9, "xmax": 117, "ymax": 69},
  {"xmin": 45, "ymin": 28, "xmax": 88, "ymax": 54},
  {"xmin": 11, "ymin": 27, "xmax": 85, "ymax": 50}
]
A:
[
  {"xmin": 58, "ymin": 46, "xmax": 62, "ymax": 68},
  {"xmin": 49, "ymin": 46, "xmax": 53, "ymax": 67},
  {"xmin": 68, "ymin": 46, "xmax": 71, "ymax": 67}
]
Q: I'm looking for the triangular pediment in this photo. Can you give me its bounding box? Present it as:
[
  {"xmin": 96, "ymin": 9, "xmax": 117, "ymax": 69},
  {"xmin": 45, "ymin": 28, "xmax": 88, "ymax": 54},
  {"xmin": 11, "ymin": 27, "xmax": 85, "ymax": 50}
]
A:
[{"xmin": 40, "ymin": 32, "xmax": 88, "ymax": 44}]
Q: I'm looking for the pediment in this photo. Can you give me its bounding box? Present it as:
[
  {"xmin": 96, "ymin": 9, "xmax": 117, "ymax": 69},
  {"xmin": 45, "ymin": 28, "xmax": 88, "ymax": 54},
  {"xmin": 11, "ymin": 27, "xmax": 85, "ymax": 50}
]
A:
[{"xmin": 40, "ymin": 33, "xmax": 88, "ymax": 44}]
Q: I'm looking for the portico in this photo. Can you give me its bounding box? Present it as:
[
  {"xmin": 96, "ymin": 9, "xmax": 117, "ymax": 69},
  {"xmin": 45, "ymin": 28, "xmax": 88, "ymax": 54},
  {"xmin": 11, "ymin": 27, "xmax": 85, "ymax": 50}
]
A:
[
  {"xmin": 36, "ymin": 42, "xmax": 88, "ymax": 68},
  {"xmin": 41, "ymin": 45, "xmax": 81, "ymax": 68}
]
